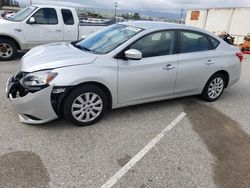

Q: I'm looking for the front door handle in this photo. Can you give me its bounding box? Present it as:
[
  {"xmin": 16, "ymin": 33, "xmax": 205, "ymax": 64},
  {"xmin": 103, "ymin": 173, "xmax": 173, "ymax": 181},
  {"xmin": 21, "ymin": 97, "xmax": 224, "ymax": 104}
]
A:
[
  {"xmin": 163, "ymin": 64, "xmax": 176, "ymax": 70},
  {"xmin": 55, "ymin": 29, "xmax": 62, "ymax": 32},
  {"xmin": 205, "ymin": 60, "xmax": 215, "ymax": 65}
]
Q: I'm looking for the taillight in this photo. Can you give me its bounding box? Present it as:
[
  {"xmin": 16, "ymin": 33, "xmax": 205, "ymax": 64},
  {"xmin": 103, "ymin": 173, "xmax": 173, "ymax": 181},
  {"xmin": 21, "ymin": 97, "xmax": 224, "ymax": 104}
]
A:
[{"xmin": 236, "ymin": 52, "xmax": 244, "ymax": 62}]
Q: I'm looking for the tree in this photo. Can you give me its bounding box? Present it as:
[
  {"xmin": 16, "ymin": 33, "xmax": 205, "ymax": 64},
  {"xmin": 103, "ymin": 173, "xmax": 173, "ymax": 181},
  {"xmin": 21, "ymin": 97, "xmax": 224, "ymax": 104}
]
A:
[
  {"xmin": 0, "ymin": 0, "xmax": 20, "ymax": 9},
  {"xmin": 132, "ymin": 13, "xmax": 140, "ymax": 20},
  {"xmin": 122, "ymin": 13, "xmax": 131, "ymax": 19},
  {"xmin": 148, "ymin": 17, "xmax": 153, "ymax": 21}
]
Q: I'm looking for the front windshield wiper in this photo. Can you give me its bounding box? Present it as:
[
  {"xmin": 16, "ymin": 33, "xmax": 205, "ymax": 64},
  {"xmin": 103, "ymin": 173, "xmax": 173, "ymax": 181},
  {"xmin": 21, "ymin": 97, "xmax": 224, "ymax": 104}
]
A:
[
  {"xmin": 82, "ymin": 46, "xmax": 92, "ymax": 52},
  {"xmin": 75, "ymin": 44, "xmax": 92, "ymax": 52},
  {"xmin": 74, "ymin": 44, "xmax": 82, "ymax": 50}
]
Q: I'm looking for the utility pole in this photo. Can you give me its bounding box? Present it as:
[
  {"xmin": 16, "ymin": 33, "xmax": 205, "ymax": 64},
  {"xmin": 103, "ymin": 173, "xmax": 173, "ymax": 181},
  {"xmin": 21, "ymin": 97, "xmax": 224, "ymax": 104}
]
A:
[
  {"xmin": 179, "ymin": 9, "xmax": 184, "ymax": 24},
  {"xmin": 30, "ymin": 0, "xmax": 32, "ymax": 5},
  {"xmin": 114, "ymin": 2, "xmax": 118, "ymax": 23}
]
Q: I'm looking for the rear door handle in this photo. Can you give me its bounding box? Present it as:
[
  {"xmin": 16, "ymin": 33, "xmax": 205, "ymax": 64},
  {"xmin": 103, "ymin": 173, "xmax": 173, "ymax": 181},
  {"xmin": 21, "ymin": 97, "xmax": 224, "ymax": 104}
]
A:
[
  {"xmin": 55, "ymin": 29, "xmax": 62, "ymax": 32},
  {"xmin": 205, "ymin": 60, "xmax": 215, "ymax": 65},
  {"xmin": 163, "ymin": 64, "xmax": 176, "ymax": 70}
]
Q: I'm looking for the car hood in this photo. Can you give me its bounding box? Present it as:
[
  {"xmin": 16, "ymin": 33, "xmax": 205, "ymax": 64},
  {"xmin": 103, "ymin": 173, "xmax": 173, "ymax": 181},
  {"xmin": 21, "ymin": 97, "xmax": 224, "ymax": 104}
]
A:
[
  {"xmin": 0, "ymin": 18, "xmax": 12, "ymax": 24},
  {"xmin": 0, "ymin": 18, "xmax": 17, "ymax": 29},
  {"xmin": 21, "ymin": 42, "xmax": 99, "ymax": 72}
]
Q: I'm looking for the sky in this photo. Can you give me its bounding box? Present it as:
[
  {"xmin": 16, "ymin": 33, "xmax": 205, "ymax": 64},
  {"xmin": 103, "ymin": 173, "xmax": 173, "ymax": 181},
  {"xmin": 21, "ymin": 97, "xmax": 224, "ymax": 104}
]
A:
[{"xmin": 17, "ymin": 0, "xmax": 250, "ymax": 10}]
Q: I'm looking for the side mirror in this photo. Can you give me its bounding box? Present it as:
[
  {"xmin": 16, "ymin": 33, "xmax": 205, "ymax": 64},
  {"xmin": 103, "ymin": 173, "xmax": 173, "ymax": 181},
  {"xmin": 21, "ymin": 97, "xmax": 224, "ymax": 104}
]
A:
[
  {"xmin": 28, "ymin": 17, "xmax": 36, "ymax": 24},
  {"xmin": 124, "ymin": 49, "xmax": 142, "ymax": 60}
]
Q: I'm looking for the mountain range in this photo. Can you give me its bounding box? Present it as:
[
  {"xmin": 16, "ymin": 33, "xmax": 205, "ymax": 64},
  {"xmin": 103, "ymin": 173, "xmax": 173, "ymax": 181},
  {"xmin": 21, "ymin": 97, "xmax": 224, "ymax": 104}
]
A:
[{"xmin": 82, "ymin": 7, "xmax": 186, "ymax": 21}]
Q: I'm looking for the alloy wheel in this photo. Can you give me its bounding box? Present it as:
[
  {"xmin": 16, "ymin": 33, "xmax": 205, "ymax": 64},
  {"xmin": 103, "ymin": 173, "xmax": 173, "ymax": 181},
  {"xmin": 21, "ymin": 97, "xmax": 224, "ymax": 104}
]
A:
[
  {"xmin": 71, "ymin": 92, "xmax": 103, "ymax": 123},
  {"xmin": 208, "ymin": 77, "xmax": 224, "ymax": 99}
]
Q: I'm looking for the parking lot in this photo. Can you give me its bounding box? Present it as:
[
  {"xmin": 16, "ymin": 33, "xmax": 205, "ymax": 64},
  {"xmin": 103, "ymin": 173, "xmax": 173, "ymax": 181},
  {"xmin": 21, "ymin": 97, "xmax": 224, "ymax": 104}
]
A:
[{"xmin": 0, "ymin": 56, "xmax": 250, "ymax": 188}]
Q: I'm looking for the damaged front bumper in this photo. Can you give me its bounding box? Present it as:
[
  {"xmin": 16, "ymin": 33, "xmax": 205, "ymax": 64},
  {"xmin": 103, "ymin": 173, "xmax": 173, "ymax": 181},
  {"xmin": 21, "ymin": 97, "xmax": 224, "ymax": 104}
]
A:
[{"xmin": 6, "ymin": 74, "xmax": 58, "ymax": 124}]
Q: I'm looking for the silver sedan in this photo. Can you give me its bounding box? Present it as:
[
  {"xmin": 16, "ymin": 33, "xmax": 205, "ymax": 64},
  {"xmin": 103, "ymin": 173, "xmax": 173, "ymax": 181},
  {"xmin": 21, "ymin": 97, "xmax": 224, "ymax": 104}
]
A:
[{"xmin": 6, "ymin": 21, "xmax": 242, "ymax": 126}]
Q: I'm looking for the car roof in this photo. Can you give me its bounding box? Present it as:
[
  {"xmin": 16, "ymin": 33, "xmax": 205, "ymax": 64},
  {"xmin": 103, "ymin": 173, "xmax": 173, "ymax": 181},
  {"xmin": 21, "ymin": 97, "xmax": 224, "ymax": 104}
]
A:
[
  {"xmin": 120, "ymin": 21, "xmax": 211, "ymax": 34},
  {"xmin": 32, "ymin": 4, "xmax": 75, "ymax": 10}
]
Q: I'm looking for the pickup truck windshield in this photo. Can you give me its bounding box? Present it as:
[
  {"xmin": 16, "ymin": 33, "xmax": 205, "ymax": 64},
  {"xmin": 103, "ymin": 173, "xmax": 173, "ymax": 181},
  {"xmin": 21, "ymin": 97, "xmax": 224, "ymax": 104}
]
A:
[
  {"xmin": 76, "ymin": 24, "xmax": 143, "ymax": 54},
  {"xmin": 8, "ymin": 6, "xmax": 37, "ymax": 22}
]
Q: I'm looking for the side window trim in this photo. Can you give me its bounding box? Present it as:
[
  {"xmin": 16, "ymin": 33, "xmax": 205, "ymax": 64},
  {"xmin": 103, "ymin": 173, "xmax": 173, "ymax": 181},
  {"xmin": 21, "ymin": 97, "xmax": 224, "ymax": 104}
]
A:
[
  {"xmin": 28, "ymin": 8, "xmax": 58, "ymax": 25},
  {"xmin": 115, "ymin": 29, "xmax": 178, "ymax": 59}
]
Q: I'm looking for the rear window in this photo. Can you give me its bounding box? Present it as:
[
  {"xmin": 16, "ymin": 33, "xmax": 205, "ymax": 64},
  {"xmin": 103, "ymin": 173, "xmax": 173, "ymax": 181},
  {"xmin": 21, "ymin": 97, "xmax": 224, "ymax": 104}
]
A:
[{"xmin": 61, "ymin": 9, "xmax": 74, "ymax": 25}]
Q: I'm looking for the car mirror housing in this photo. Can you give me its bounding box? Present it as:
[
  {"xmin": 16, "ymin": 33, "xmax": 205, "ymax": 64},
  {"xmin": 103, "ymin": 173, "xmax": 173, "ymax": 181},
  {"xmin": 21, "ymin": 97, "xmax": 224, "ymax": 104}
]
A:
[
  {"xmin": 124, "ymin": 49, "xmax": 142, "ymax": 60},
  {"xmin": 28, "ymin": 17, "xmax": 36, "ymax": 24}
]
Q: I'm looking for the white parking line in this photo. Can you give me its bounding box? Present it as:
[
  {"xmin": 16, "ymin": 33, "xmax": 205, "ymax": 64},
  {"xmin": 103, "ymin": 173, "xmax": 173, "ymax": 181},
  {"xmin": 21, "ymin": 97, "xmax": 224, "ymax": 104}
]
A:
[{"xmin": 100, "ymin": 112, "xmax": 187, "ymax": 188}]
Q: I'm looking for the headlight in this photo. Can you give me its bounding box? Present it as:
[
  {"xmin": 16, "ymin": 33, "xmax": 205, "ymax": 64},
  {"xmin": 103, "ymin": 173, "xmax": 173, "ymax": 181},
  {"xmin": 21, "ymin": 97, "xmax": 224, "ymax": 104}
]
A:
[{"xmin": 20, "ymin": 70, "xmax": 58, "ymax": 87}]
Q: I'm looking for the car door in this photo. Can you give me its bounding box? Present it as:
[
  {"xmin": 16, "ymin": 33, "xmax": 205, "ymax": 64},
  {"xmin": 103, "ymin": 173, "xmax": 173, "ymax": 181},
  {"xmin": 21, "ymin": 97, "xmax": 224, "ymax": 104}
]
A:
[
  {"xmin": 22, "ymin": 8, "xmax": 63, "ymax": 49},
  {"xmin": 61, "ymin": 9, "xmax": 78, "ymax": 42},
  {"xmin": 175, "ymin": 30, "xmax": 220, "ymax": 96},
  {"xmin": 117, "ymin": 30, "xmax": 178, "ymax": 105}
]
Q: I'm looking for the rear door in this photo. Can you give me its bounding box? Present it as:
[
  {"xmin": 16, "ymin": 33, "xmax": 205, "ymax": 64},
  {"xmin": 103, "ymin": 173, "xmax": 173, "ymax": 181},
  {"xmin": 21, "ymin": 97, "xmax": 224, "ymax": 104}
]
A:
[
  {"xmin": 175, "ymin": 30, "xmax": 220, "ymax": 96},
  {"xmin": 23, "ymin": 8, "xmax": 63, "ymax": 48},
  {"xmin": 61, "ymin": 9, "xmax": 78, "ymax": 41},
  {"xmin": 118, "ymin": 30, "xmax": 178, "ymax": 104}
]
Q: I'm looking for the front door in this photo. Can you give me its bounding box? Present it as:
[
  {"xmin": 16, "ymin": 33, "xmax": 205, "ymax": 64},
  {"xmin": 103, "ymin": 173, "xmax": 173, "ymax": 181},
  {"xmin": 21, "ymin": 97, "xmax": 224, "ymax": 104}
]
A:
[
  {"xmin": 118, "ymin": 30, "xmax": 178, "ymax": 104},
  {"xmin": 22, "ymin": 8, "xmax": 63, "ymax": 49}
]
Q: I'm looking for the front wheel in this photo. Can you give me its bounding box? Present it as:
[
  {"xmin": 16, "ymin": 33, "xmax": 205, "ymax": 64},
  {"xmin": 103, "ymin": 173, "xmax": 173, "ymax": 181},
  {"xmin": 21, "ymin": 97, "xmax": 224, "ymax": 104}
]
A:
[
  {"xmin": 63, "ymin": 85, "xmax": 108, "ymax": 126},
  {"xmin": 201, "ymin": 73, "xmax": 226, "ymax": 102},
  {"xmin": 0, "ymin": 39, "xmax": 18, "ymax": 61}
]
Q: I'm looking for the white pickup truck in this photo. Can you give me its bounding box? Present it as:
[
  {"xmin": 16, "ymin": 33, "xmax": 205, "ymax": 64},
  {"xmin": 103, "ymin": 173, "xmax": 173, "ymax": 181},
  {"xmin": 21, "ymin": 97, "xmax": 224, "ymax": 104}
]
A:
[{"xmin": 0, "ymin": 5, "xmax": 106, "ymax": 61}]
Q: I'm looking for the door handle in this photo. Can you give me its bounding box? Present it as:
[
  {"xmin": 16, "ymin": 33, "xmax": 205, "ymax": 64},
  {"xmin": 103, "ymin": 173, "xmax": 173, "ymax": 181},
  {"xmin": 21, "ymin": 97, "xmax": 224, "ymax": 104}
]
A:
[
  {"xmin": 205, "ymin": 60, "xmax": 215, "ymax": 65},
  {"xmin": 163, "ymin": 64, "xmax": 175, "ymax": 70},
  {"xmin": 55, "ymin": 29, "xmax": 62, "ymax": 32}
]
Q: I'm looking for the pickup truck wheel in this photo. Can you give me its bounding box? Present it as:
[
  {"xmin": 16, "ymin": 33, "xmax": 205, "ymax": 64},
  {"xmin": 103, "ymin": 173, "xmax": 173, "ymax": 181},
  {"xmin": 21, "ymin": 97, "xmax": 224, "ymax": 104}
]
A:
[
  {"xmin": 0, "ymin": 39, "xmax": 17, "ymax": 61},
  {"xmin": 63, "ymin": 85, "xmax": 108, "ymax": 126}
]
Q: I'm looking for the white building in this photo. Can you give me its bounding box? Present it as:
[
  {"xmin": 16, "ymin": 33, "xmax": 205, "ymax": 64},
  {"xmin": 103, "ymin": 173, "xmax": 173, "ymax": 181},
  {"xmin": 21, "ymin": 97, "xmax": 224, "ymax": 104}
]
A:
[{"xmin": 185, "ymin": 8, "xmax": 250, "ymax": 44}]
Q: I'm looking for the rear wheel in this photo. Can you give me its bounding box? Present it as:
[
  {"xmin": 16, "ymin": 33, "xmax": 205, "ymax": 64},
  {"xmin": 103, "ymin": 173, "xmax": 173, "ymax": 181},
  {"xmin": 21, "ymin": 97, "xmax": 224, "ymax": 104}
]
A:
[
  {"xmin": 63, "ymin": 85, "xmax": 108, "ymax": 126},
  {"xmin": 201, "ymin": 73, "xmax": 226, "ymax": 102},
  {"xmin": 0, "ymin": 39, "xmax": 17, "ymax": 61}
]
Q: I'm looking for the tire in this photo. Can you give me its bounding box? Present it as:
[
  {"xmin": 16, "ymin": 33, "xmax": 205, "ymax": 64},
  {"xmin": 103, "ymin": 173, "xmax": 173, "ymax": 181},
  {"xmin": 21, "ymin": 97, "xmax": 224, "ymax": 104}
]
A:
[
  {"xmin": 0, "ymin": 39, "xmax": 18, "ymax": 61},
  {"xmin": 201, "ymin": 73, "xmax": 226, "ymax": 102},
  {"xmin": 63, "ymin": 85, "xmax": 108, "ymax": 126}
]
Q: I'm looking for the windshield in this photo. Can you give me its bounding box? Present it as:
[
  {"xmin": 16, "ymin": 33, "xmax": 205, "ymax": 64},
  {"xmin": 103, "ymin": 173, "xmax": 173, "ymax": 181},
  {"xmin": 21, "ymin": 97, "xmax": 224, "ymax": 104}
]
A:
[
  {"xmin": 76, "ymin": 24, "xmax": 143, "ymax": 54},
  {"xmin": 8, "ymin": 6, "xmax": 37, "ymax": 22}
]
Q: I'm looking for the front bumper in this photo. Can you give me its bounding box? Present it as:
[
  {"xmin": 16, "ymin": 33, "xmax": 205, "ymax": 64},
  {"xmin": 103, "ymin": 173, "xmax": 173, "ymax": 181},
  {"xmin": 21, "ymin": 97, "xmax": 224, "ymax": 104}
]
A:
[{"xmin": 6, "ymin": 76, "xmax": 58, "ymax": 124}]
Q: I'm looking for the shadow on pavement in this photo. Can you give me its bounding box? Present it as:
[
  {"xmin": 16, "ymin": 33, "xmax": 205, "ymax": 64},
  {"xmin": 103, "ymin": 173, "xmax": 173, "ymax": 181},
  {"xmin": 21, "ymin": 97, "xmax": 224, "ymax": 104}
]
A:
[{"xmin": 183, "ymin": 100, "xmax": 250, "ymax": 188}]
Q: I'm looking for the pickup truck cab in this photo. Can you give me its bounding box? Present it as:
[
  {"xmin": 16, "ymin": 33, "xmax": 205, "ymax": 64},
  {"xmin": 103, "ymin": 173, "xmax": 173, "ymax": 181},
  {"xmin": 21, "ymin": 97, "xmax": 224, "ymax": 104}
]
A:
[{"xmin": 0, "ymin": 5, "xmax": 104, "ymax": 61}]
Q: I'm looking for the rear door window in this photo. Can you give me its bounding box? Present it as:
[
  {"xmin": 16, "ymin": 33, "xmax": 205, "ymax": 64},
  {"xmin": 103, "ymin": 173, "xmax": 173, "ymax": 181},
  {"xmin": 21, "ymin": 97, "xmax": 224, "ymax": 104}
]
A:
[
  {"xmin": 61, "ymin": 9, "xmax": 74, "ymax": 25},
  {"xmin": 179, "ymin": 31, "xmax": 210, "ymax": 53}
]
